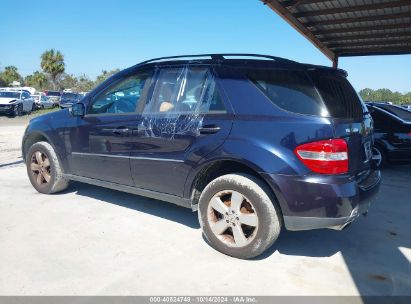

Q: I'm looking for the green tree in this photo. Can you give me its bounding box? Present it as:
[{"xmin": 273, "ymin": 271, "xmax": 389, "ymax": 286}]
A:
[
  {"xmin": 0, "ymin": 66, "xmax": 22, "ymax": 86},
  {"xmin": 76, "ymin": 74, "xmax": 95, "ymax": 92},
  {"xmin": 95, "ymin": 69, "xmax": 120, "ymax": 85},
  {"xmin": 24, "ymin": 71, "xmax": 48, "ymax": 90},
  {"xmin": 40, "ymin": 49, "xmax": 65, "ymax": 89},
  {"xmin": 359, "ymin": 88, "xmax": 411, "ymax": 105},
  {"xmin": 59, "ymin": 73, "xmax": 78, "ymax": 90}
]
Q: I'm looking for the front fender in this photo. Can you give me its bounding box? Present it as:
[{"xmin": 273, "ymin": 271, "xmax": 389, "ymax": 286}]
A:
[{"xmin": 22, "ymin": 110, "xmax": 70, "ymax": 172}]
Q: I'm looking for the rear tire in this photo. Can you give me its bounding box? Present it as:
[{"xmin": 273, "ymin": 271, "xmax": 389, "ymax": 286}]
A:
[
  {"xmin": 198, "ymin": 173, "xmax": 281, "ymax": 259},
  {"xmin": 26, "ymin": 141, "xmax": 69, "ymax": 194}
]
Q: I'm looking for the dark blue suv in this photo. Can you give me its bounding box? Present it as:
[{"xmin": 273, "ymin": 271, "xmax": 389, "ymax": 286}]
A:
[{"xmin": 22, "ymin": 54, "xmax": 381, "ymax": 259}]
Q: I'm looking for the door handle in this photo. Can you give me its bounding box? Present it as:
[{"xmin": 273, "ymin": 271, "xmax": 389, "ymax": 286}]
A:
[
  {"xmin": 103, "ymin": 127, "xmax": 131, "ymax": 136},
  {"xmin": 199, "ymin": 124, "xmax": 221, "ymax": 134},
  {"xmin": 113, "ymin": 128, "xmax": 130, "ymax": 136}
]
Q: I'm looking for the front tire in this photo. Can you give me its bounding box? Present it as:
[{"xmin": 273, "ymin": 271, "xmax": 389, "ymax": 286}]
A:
[
  {"xmin": 198, "ymin": 173, "xmax": 281, "ymax": 259},
  {"xmin": 26, "ymin": 141, "xmax": 69, "ymax": 194},
  {"xmin": 13, "ymin": 104, "xmax": 23, "ymax": 117},
  {"xmin": 372, "ymin": 146, "xmax": 386, "ymax": 168}
]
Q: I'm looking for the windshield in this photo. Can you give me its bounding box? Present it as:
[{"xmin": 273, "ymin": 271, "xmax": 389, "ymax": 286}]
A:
[{"xmin": 0, "ymin": 91, "xmax": 21, "ymax": 98}]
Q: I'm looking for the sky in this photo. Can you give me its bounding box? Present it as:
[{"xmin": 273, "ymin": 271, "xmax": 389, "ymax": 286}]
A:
[{"xmin": 0, "ymin": 0, "xmax": 410, "ymax": 92}]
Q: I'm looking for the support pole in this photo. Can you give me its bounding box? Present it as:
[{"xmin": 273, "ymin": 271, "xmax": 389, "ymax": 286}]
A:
[{"xmin": 332, "ymin": 56, "xmax": 338, "ymax": 68}]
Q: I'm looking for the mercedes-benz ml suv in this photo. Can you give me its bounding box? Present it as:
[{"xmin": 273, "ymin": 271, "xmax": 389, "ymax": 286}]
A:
[{"xmin": 22, "ymin": 54, "xmax": 381, "ymax": 259}]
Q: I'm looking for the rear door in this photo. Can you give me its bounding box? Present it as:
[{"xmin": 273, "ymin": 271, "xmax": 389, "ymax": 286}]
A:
[
  {"xmin": 308, "ymin": 71, "xmax": 373, "ymax": 175},
  {"xmin": 129, "ymin": 64, "xmax": 232, "ymax": 196}
]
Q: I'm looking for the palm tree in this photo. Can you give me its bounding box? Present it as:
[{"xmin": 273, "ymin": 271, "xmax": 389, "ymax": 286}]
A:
[
  {"xmin": 0, "ymin": 66, "xmax": 22, "ymax": 85},
  {"xmin": 40, "ymin": 49, "xmax": 65, "ymax": 90},
  {"xmin": 32, "ymin": 71, "xmax": 48, "ymax": 90},
  {"xmin": 25, "ymin": 71, "xmax": 48, "ymax": 90}
]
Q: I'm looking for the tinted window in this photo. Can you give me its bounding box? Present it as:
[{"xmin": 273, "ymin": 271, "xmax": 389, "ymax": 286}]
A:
[
  {"xmin": 367, "ymin": 106, "xmax": 386, "ymax": 128},
  {"xmin": 375, "ymin": 104, "xmax": 411, "ymax": 121},
  {"xmin": 89, "ymin": 71, "xmax": 151, "ymax": 115},
  {"xmin": 62, "ymin": 93, "xmax": 79, "ymax": 99},
  {"xmin": 145, "ymin": 67, "xmax": 225, "ymax": 114},
  {"xmin": 241, "ymin": 68, "xmax": 327, "ymax": 116},
  {"xmin": 309, "ymin": 71, "xmax": 364, "ymax": 120},
  {"xmin": 46, "ymin": 91, "xmax": 61, "ymax": 96}
]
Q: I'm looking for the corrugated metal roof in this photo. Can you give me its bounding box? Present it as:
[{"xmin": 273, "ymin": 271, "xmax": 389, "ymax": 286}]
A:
[{"xmin": 261, "ymin": 0, "xmax": 411, "ymax": 62}]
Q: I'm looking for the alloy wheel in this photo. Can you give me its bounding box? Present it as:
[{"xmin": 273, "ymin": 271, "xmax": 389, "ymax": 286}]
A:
[
  {"xmin": 207, "ymin": 190, "xmax": 258, "ymax": 247},
  {"xmin": 30, "ymin": 151, "xmax": 51, "ymax": 186}
]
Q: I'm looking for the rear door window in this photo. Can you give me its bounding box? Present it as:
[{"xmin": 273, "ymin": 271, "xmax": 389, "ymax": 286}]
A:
[{"xmin": 144, "ymin": 66, "xmax": 225, "ymax": 114}]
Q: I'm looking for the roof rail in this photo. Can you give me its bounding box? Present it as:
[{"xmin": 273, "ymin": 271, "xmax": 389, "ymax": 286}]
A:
[{"xmin": 138, "ymin": 53, "xmax": 296, "ymax": 65}]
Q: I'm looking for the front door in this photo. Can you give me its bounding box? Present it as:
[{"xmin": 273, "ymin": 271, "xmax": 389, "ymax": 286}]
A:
[
  {"xmin": 66, "ymin": 69, "xmax": 153, "ymax": 185},
  {"xmin": 129, "ymin": 65, "xmax": 233, "ymax": 196}
]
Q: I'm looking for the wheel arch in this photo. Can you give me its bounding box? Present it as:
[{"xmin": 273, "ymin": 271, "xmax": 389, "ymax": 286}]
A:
[
  {"xmin": 22, "ymin": 131, "xmax": 67, "ymax": 173},
  {"xmin": 186, "ymin": 158, "xmax": 285, "ymax": 218}
]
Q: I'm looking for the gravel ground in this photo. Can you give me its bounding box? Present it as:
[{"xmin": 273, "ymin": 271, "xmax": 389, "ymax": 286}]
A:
[
  {"xmin": 0, "ymin": 109, "xmax": 57, "ymax": 166},
  {"xmin": 0, "ymin": 115, "xmax": 410, "ymax": 296},
  {"xmin": 0, "ymin": 120, "xmax": 26, "ymax": 167}
]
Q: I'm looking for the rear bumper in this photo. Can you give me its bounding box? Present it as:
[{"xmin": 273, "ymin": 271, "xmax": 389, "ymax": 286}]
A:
[
  {"xmin": 59, "ymin": 103, "xmax": 73, "ymax": 108},
  {"xmin": 263, "ymin": 169, "xmax": 381, "ymax": 231}
]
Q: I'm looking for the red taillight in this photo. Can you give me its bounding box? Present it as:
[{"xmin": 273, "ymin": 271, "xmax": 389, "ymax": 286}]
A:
[
  {"xmin": 294, "ymin": 139, "xmax": 348, "ymax": 174},
  {"xmin": 408, "ymin": 132, "xmax": 411, "ymax": 137}
]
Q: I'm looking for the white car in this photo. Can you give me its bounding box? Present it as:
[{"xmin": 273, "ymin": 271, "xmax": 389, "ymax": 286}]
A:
[
  {"xmin": 32, "ymin": 94, "xmax": 54, "ymax": 109},
  {"xmin": 0, "ymin": 90, "xmax": 35, "ymax": 116}
]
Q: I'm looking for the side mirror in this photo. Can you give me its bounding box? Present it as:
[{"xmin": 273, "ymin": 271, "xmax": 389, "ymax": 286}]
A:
[{"xmin": 69, "ymin": 102, "xmax": 85, "ymax": 117}]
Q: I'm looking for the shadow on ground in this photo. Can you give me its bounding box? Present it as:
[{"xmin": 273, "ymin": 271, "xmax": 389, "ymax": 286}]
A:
[
  {"xmin": 66, "ymin": 164, "xmax": 411, "ymax": 296},
  {"xmin": 66, "ymin": 181, "xmax": 200, "ymax": 229}
]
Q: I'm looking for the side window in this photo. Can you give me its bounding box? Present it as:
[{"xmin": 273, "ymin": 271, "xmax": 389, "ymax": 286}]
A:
[
  {"xmin": 144, "ymin": 68, "xmax": 185, "ymax": 113},
  {"xmin": 242, "ymin": 69, "xmax": 325, "ymax": 116},
  {"xmin": 23, "ymin": 92, "xmax": 30, "ymax": 99},
  {"xmin": 182, "ymin": 67, "xmax": 226, "ymax": 113},
  {"xmin": 89, "ymin": 71, "xmax": 151, "ymax": 115},
  {"xmin": 144, "ymin": 66, "xmax": 225, "ymax": 114},
  {"xmin": 369, "ymin": 107, "xmax": 392, "ymax": 129}
]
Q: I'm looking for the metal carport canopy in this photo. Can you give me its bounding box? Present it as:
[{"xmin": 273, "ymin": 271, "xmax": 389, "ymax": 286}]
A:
[{"xmin": 261, "ymin": 0, "xmax": 411, "ymax": 67}]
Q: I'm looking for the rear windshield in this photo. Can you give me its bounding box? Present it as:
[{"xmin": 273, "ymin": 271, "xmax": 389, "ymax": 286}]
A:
[
  {"xmin": 47, "ymin": 91, "xmax": 61, "ymax": 96},
  {"xmin": 241, "ymin": 68, "xmax": 364, "ymax": 119},
  {"xmin": 308, "ymin": 71, "xmax": 364, "ymax": 120},
  {"xmin": 62, "ymin": 93, "xmax": 79, "ymax": 98},
  {"xmin": 376, "ymin": 104, "xmax": 411, "ymax": 121}
]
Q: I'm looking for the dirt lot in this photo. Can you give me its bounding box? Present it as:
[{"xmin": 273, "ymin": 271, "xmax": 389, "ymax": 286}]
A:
[{"xmin": 0, "ymin": 116, "xmax": 410, "ymax": 296}]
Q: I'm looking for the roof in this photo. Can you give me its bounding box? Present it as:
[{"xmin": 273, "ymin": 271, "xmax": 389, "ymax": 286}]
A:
[
  {"xmin": 135, "ymin": 53, "xmax": 347, "ymax": 74},
  {"xmin": 261, "ymin": 0, "xmax": 411, "ymax": 62}
]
